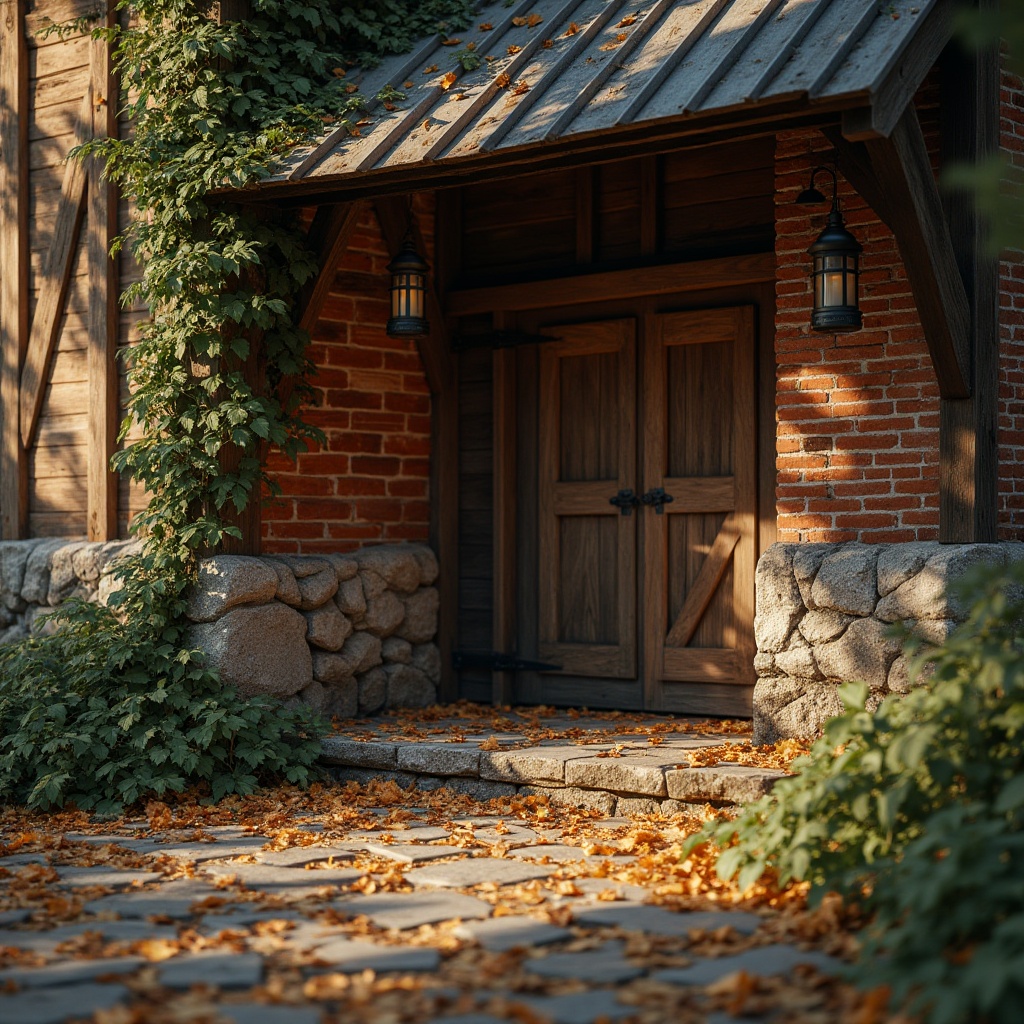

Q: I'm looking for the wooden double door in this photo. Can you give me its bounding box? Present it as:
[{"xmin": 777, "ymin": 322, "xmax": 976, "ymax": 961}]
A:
[{"xmin": 506, "ymin": 305, "xmax": 757, "ymax": 714}]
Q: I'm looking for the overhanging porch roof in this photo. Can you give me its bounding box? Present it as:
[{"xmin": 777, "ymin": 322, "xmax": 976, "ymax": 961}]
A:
[{"xmin": 255, "ymin": 0, "xmax": 952, "ymax": 201}]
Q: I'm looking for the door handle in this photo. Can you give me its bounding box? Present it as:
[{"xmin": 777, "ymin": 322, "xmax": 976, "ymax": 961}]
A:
[
  {"xmin": 609, "ymin": 489, "xmax": 639, "ymax": 515},
  {"xmin": 640, "ymin": 488, "xmax": 674, "ymax": 514}
]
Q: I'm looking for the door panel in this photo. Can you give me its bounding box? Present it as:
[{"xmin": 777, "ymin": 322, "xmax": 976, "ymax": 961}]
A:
[
  {"xmin": 642, "ymin": 307, "xmax": 757, "ymax": 706},
  {"xmin": 538, "ymin": 319, "xmax": 637, "ymax": 679}
]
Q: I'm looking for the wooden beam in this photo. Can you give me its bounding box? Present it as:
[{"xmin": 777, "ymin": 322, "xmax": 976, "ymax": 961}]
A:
[
  {"xmin": 574, "ymin": 167, "xmax": 593, "ymax": 264},
  {"xmin": 937, "ymin": 9, "xmax": 999, "ymax": 542},
  {"xmin": 297, "ymin": 202, "xmax": 363, "ymax": 333},
  {"xmin": 851, "ymin": 105, "xmax": 972, "ymax": 399},
  {"xmin": 87, "ymin": 9, "xmax": 118, "ymax": 542},
  {"xmin": 639, "ymin": 156, "xmax": 658, "ymax": 257},
  {"xmin": 0, "ymin": 0, "xmax": 28, "ymax": 539},
  {"xmin": 375, "ymin": 194, "xmax": 460, "ymax": 702},
  {"xmin": 821, "ymin": 127, "xmax": 895, "ymax": 231},
  {"xmin": 19, "ymin": 88, "xmax": 92, "ymax": 450},
  {"xmin": 432, "ymin": 187, "xmax": 460, "ymax": 703},
  {"xmin": 447, "ymin": 252, "xmax": 776, "ymax": 317}
]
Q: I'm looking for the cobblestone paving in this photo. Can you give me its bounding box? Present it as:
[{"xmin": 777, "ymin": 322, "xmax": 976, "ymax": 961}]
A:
[{"xmin": 0, "ymin": 804, "xmax": 849, "ymax": 1024}]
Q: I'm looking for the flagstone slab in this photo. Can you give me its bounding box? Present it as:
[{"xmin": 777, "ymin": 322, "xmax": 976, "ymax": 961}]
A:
[
  {"xmin": 405, "ymin": 858, "xmax": 553, "ymax": 889},
  {"xmin": 471, "ymin": 826, "xmax": 540, "ymax": 847},
  {"xmin": 0, "ymin": 955, "xmax": 144, "ymax": 988},
  {"xmin": 0, "ymin": 981, "xmax": 129, "ymax": 1024},
  {"xmin": 525, "ymin": 939, "xmax": 643, "ymax": 984},
  {"xmin": 453, "ymin": 915, "xmax": 572, "ymax": 952},
  {"xmin": 204, "ymin": 862, "xmax": 363, "ymax": 893},
  {"xmin": 255, "ymin": 847, "xmax": 356, "ymax": 868},
  {"xmin": 653, "ymin": 944, "xmax": 842, "ymax": 986},
  {"xmin": 54, "ymin": 867, "xmax": 164, "ymax": 889},
  {"xmin": 572, "ymin": 902, "xmax": 762, "ymax": 937},
  {"xmin": 0, "ymin": 909, "xmax": 30, "ymax": 926},
  {"xmin": 510, "ymin": 991, "xmax": 636, "ymax": 1024},
  {"xmin": 0, "ymin": 921, "xmax": 178, "ymax": 953},
  {"xmin": 564, "ymin": 756, "xmax": 675, "ymax": 797},
  {"xmin": 159, "ymin": 950, "xmax": 264, "ymax": 989},
  {"xmin": 141, "ymin": 838, "xmax": 271, "ymax": 862},
  {"xmin": 310, "ymin": 938, "xmax": 441, "ymax": 973},
  {"xmin": 0, "ymin": 853, "xmax": 49, "ymax": 867},
  {"xmin": 439, "ymin": 1015, "xmax": 507, "ymax": 1024},
  {"xmin": 362, "ymin": 843, "xmax": 469, "ymax": 864},
  {"xmin": 511, "ymin": 844, "xmax": 629, "ymax": 864},
  {"xmin": 338, "ymin": 891, "xmax": 492, "ymax": 930},
  {"xmin": 665, "ymin": 766, "xmax": 787, "ymax": 804},
  {"xmin": 217, "ymin": 1003, "xmax": 324, "ymax": 1024},
  {"xmin": 568, "ymin": 878, "xmax": 650, "ymax": 902},
  {"xmin": 84, "ymin": 878, "xmax": 224, "ymax": 919}
]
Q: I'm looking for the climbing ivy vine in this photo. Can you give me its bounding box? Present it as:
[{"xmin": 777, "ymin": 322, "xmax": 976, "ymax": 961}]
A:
[{"xmin": 0, "ymin": 0, "xmax": 474, "ymax": 811}]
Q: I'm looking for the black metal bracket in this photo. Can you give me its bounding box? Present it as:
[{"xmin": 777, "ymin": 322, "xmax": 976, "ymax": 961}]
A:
[
  {"xmin": 641, "ymin": 488, "xmax": 674, "ymax": 514},
  {"xmin": 452, "ymin": 650, "xmax": 562, "ymax": 673},
  {"xmin": 452, "ymin": 330, "xmax": 561, "ymax": 352}
]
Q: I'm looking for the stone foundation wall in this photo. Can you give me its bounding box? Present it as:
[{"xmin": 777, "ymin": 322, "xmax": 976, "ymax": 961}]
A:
[
  {"xmin": 185, "ymin": 544, "xmax": 441, "ymax": 717},
  {"xmin": 754, "ymin": 540, "xmax": 1024, "ymax": 743},
  {"xmin": 0, "ymin": 539, "xmax": 441, "ymax": 718},
  {"xmin": 0, "ymin": 538, "xmax": 140, "ymax": 642}
]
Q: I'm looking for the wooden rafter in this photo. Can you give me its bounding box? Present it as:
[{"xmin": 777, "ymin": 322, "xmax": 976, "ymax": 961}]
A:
[{"xmin": 19, "ymin": 88, "xmax": 93, "ymax": 450}]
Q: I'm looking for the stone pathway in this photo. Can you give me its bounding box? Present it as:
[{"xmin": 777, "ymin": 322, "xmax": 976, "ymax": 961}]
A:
[
  {"xmin": 0, "ymin": 801, "xmax": 851, "ymax": 1024},
  {"xmin": 321, "ymin": 711, "xmax": 787, "ymax": 815}
]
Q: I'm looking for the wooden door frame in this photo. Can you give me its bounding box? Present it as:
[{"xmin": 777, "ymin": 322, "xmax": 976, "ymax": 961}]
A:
[{"xmin": 471, "ymin": 256, "xmax": 776, "ymax": 713}]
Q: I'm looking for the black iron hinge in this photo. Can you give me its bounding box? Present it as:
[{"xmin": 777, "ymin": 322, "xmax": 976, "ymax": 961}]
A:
[{"xmin": 452, "ymin": 650, "xmax": 562, "ymax": 673}]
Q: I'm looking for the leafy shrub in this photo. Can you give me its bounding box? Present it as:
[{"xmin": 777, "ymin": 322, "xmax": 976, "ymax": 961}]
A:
[
  {"xmin": 0, "ymin": 599, "xmax": 325, "ymax": 813},
  {"xmin": 690, "ymin": 559, "xmax": 1024, "ymax": 1023}
]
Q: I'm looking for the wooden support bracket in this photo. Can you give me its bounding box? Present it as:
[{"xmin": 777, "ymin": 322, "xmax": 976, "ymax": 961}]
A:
[
  {"xmin": 841, "ymin": 104, "xmax": 971, "ymax": 399},
  {"xmin": 20, "ymin": 89, "xmax": 93, "ymax": 450}
]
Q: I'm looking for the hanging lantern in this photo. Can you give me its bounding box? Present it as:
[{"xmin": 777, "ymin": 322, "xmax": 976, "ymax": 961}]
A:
[
  {"xmin": 797, "ymin": 166, "xmax": 863, "ymax": 334},
  {"xmin": 386, "ymin": 232, "xmax": 429, "ymax": 338}
]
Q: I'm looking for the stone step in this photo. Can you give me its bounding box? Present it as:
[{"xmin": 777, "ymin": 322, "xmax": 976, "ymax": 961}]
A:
[{"xmin": 319, "ymin": 729, "xmax": 786, "ymax": 814}]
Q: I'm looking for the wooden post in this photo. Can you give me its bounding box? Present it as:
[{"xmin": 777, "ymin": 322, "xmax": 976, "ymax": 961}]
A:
[
  {"xmin": 938, "ymin": 13, "xmax": 999, "ymax": 542},
  {"xmin": 378, "ymin": 193, "xmax": 460, "ymax": 702},
  {"xmin": 0, "ymin": 0, "xmax": 28, "ymax": 539},
  {"xmin": 492, "ymin": 314, "xmax": 516, "ymax": 708},
  {"xmin": 87, "ymin": 5, "xmax": 119, "ymax": 541}
]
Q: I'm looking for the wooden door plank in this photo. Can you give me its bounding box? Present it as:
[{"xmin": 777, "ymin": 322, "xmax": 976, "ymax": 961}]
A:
[
  {"xmin": 551, "ymin": 479, "xmax": 622, "ymax": 515},
  {"xmin": 0, "ymin": 0, "xmax": 29, "ymax": 538},
  {"xmin": 19, "ymin": 87, "xmax": 92, "ymax": 450},
  {"xmin": 664, "ymin": 513, "xmax": 741, "ymax": 647},
  {"xmin": 661, "ymin": 647, "xmax": 738, "ymax": 682},
  {"xmin": 731, "ymin": 306, "xmax": 758, "ymax": 681},
  {"xmin": 663, "ymin": 475, "xmax": 735, "ymax": 512},
  {"xmin": 87, "ymin": 10, "xmax": 118, "ymax": 541}
]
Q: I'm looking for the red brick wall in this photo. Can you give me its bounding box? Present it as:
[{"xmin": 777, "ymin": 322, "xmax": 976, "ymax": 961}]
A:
[
  {"xmin": 999, "ymin": 64, "xmax": 1024, "ymax": 538},
  {"xmin": 261, "ymin": 201, "xmax": 434, "ymax": 554},
  {"xmin": 774, "ymin": 110, "xmax": 942, "ymax": 544}
]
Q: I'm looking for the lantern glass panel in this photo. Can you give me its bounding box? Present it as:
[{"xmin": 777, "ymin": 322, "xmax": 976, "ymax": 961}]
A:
[
  {"xmin": 845, "ymin": 267, "xmax": 858, "ymax": 306},
  {"xmin": 823, "ymin": 269, "xmax": 845, "ymax": 307},
  {"xmin": 391, "ymin": 274, "xmax": 406, "ymax": 318}
]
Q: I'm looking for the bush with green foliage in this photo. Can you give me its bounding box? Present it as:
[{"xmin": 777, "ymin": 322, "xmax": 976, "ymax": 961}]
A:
[
  {"xmin": 0, "ymin": 602, "xmax": 324, "ymax": 813},
  {"xmin": 691, "ymin": 560, "xmax": 1024, "ymax": 1023},
  {"xmin": 0, "ymin": 0, "xmax": 472, "ymax": 812}
]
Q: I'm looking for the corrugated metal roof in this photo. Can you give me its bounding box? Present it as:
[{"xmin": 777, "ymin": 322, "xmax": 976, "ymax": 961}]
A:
[{"xmin": 268, "ymin": 0, "xmax": 944, "ymax": 188}]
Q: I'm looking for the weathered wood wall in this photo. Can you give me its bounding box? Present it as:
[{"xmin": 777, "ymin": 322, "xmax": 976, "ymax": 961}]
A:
[{"xmin": 0, "ymin": 0, "xmax": 139, "ymax": 542}]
